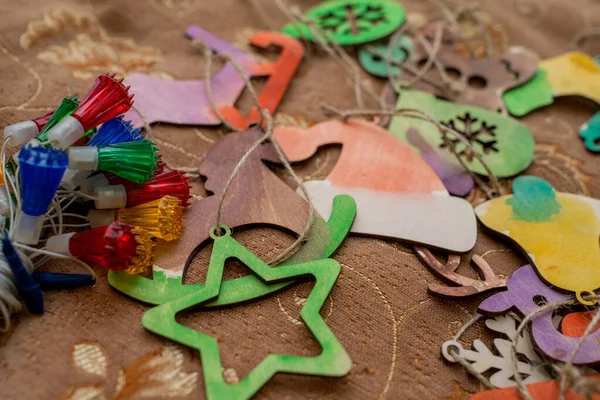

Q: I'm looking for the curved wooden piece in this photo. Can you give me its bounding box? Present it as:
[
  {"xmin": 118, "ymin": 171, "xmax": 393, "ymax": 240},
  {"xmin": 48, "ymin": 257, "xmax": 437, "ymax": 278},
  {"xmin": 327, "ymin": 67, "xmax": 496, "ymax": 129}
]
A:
[
  {"xmin": 218, "ymin": 32, "xmax": 305, "ymax": 129},
  {"xmin": 479, "ymin": 265, "xmax": 600, "ymax": 365},
  {"xmin": 414, "ymin": 247, "xmax": 506, "ymax": 298},
  {"xmin": 476, "ymin": 176, "xmax": 600, "ymax": 301},
  {"xmin": 152, "ymin": 129, "xmax": 310, "ymax": 277}
]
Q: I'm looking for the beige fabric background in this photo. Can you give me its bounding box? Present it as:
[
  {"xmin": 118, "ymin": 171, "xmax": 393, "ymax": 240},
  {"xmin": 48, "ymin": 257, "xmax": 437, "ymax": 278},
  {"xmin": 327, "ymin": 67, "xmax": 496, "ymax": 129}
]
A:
[{"xmin": 0, "ymin": 0, "xmax": 599, "ymax": 399}]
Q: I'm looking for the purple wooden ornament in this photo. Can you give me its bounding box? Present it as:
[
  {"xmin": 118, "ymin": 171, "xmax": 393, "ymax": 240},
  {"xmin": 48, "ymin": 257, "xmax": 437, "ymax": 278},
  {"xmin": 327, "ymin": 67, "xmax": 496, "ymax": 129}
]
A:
[
  {"xmin": 123, "ymin": 25, "xmax": 261, "ymax": 127},
  {"xmin": 406, "ymin": 128, "xmax": 474, "ymax": 196},
  {"xmin": 479, "ymin": 265, "xmax": 600, "ymax": 365}
]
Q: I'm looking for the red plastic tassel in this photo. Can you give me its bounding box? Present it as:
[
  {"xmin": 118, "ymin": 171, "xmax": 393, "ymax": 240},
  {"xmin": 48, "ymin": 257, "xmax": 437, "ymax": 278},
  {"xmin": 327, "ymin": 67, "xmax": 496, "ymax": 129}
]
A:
[
  {"xmin": 72, "ymin": 73, "xmax": 134, "ymax": 131},
  {"xmin": 32, "ymin": 110, "xmax": 54, "ymax": 130},
  {"xmin": 69, "ymin": 222, "xmax": 140, "ymax": 270},
  {"xmin": 109, "ymin": 170, "xmax": 191, "ymax": 207}
]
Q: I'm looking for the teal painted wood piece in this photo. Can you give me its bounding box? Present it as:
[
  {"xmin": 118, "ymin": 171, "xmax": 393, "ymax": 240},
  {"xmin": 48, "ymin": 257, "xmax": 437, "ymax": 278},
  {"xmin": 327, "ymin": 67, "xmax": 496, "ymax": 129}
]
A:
[
  {"xmin": 282, "ymin": 0, "xmax": 406, "ymax": 46},
  {"xmin": 142, "ymin": 225, "xmax": 351, "ymax": 400},
  {"xmin": 358, "ymin": 36, "xmax": 413, "ymax": 77},
  {"xmin": 580, "ymin": 111, "xmax": 600, "ymax": 153},
  {"xmin": 389, "ymin": 89, "xmax": 535, "ymax": 178},
  {"xmin": 108, "ymin": 194, "xmax": 356, "ymax": 307}
]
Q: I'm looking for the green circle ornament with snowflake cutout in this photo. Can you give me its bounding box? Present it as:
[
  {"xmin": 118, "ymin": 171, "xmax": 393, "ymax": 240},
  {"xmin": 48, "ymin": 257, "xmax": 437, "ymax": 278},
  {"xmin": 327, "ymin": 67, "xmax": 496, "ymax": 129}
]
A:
[{"xmin": 282, "ymin": 0, "xmax": 406, "ymax": 46}]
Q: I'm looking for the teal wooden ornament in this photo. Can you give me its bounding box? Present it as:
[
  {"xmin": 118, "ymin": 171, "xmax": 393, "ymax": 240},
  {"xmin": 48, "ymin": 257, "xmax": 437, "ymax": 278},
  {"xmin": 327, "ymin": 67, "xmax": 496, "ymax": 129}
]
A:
[
  {"xmin": 142, "ymin": 225, "xmax": 351, "ymax": 400},
  {"xmin": 108, "ymin": 194, "xmax": 356, "ymax": 307},
  {"xmin": 389, "ymin": 89, "xmax": 535, "ymax": 178},
  {"xmin": 580, "ymin": 111, "xmax": 600, "ymax": 153},
  {"xmin": 282, "ymin": 0, "xmax": 406, "ymax": 46},
  {"xmin": 358, "ymin": 36, "xmax": 413, "ymax": 77}
]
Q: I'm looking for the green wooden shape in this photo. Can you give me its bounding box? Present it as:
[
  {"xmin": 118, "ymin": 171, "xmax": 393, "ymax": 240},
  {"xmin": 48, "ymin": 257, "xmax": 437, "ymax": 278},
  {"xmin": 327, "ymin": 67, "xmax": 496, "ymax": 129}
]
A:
[
  {"xmin": 389, "ymin": 89, "xmax": 535, "ymax": 178},
  {"xmin": 142, "ymin": 225, "xmax": 351, "ymax": 400},
  {"xmin": 502, "ymin": 69, "xmax": 554, "ymax": 117},
  {"xmin": 358, "ymin": 36, "xmax": 412, "ymax": 77},
  {"xmin": 282, "ymin": 0, "xmax": 406, "ymax": 46},
  {"xmin": 108, "ymin": 194, "xmax": 356, "ymax": 307}
]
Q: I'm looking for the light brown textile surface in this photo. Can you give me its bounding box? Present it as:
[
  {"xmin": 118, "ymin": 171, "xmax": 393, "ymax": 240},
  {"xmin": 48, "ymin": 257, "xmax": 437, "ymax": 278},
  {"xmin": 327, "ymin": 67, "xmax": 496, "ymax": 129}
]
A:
[{"xmin": 1, "ymin": 0, "xmax": 599, "ymax": 399}]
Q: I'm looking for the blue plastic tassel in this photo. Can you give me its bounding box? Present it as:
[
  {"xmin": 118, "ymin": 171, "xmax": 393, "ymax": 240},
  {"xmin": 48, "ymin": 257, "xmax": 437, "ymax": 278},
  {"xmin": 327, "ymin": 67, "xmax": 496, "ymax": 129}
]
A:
[
  {"xmin": 32, "ymin": 271, "xmax": 95, "ymax": 290},
  {"xmin": 15, "ymin": 145, "xmax": 68, "ymax": 244},
  {"xmin": 2, "ymin": 235, "xmax": 43, "ymax": 314},
  {"xmin": 87, "ymin": 116, "xmax": 143, "ymax": 147}
]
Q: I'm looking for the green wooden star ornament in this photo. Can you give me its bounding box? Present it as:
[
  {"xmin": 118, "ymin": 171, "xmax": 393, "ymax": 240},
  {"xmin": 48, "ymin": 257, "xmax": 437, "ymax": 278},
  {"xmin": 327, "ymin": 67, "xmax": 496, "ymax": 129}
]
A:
[
  {"xmin": 142, "ymin": 225, "xmax": 351, "ymax": 400},
  {"xmin": 282, "ymin": 0, "xmax": 406, "ymax": 46},
  {"xmin": 108, "ymin": 194, "xmax": 356, "ymax": 307}
]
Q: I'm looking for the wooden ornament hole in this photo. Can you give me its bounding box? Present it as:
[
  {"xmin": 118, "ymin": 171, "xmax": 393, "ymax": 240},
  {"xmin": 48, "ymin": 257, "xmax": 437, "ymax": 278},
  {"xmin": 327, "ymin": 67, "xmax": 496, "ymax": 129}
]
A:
[
  {"xmin": 210, "ymin": 224, "xmax": 231, "ymax": 239},
  {"xmin": 467, "ymin": 75, "xmax": 487, "ymax": 89},
  {"xmin": 533, "ymin": 295, "xmax": 549, "ymax": 307},
  {"xmin": 444, "ymin": 67, "xmax": 462, "ymax": 80}
]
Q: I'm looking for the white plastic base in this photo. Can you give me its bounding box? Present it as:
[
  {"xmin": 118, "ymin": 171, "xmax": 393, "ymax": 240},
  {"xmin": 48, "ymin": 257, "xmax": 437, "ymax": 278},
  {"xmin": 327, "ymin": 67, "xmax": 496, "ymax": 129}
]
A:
[
  {"xmin": 5, "ymin": 120, "xmax": 40, "ymax": 147},
  {"xmin": 46, "ymin": 232, "xmax": 75, "ymax": 256},
  {"xmin": 61, "ymin": 169, "xmax": 92, "ymax": 191},
  {"xmin": 47, "ymin": 115, "xmax": 85, "ymax": 150},
  {"xmin": 68, "ymin": 147, "xmax": 98, "ymax": 170},
  {"xmin": 80, "ymin": 174, "xmax": 109, "ymax": 196},
  {"xmin": 13, "ymin": 212, "xmax": 45, "ymax": 245},
  {"xmin": 94, "ymin": 185, "xmax": 127, "ymax": 209},
  {"xmin": 88, "ymin": 209, "xmax": 117, "ymax": 228}
]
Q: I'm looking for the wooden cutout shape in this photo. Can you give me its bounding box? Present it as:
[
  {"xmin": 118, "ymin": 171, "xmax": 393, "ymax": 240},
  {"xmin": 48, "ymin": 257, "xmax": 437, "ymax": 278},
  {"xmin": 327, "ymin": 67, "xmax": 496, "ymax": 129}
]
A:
[
  {"xmin": 470, "ymin": 374, "xmax": 600, "ymax": 400},
  {"xmin": 406, "ymin": 45, "xmax": 539, "ymax": 113},
  {"xmin": 151, "ymin": 128, "xmax": 312, "ymax": 277},
  {"xmin": 580, "ymin": 112, "xmax": 600, "ymax": 153},
  {"xmin": 389, "ymin": 89, "xmax": 535, "ymax": 178},
  {"xmin": 123, "ymin": 26, "xmax": 303, "ymax": 129},
  {"xmin": 503, "ymin": 52, "xmax": 600, "ymax": 117},
  {"xmin": 142, "ymin": 226, "xmax": 351, "ymax": 400},
  {"xmin": 414, "ymin": 248, "xmax": 506, "ymax": 297},
  {"xmin": 479, "ymin": 265, "xmax": 600, "ymax": 364},
  {"xmin": 217, "ymin": 31, "xmax": 304, "ymax": 129},
  {"xmin": 476, "ymin": 176, "xmax": 600, "ymax": 303},
  {"xmin": 108, "ymin": 194, "xmax": 357, "ymax": 308},
  {"xmin": 273, "ymin": 118, "xmax": 477, "ymax": 253},
  {"xmin": 562, "ymin": 311, "xmax": 600, "ymax": 338},
  {"xmin": 358, "ymin": 36, "xmax": 414, "ymax": 78},
  {"xmin": 442, "ymin": 314, "xmax": 551, "ymax": 388},
  {"xmin": 282, "ymin": 0, "xmax": 406, "ymax": 46}
]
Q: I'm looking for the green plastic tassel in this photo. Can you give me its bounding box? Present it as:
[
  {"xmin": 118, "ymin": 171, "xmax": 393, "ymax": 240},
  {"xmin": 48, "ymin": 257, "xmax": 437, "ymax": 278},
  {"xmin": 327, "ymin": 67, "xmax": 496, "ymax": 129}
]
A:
[
  {"xmin": 36, "ymin": 96, "xmax": 80, "ymax": 142},
  {"xmin": 97, "ymin": 140, "xmax": 160, "ymax": 184}
]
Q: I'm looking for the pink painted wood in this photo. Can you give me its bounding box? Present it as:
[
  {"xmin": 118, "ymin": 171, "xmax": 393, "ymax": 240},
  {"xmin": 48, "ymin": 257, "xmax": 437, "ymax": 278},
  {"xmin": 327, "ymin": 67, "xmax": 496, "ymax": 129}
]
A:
[{"xmin": 273, "ymin": 118, "xmax": 447, "ymax": 194}]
